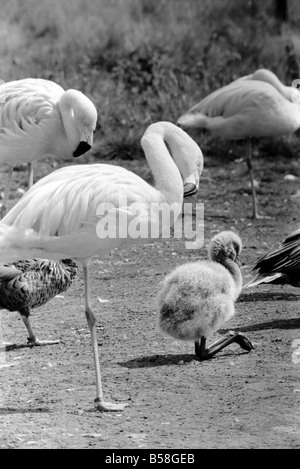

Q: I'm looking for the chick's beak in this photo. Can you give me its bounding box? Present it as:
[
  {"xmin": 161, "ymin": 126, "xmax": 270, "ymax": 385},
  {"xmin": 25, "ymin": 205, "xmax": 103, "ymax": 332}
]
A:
[{"xmin": 236, "ymin": 255, "xmax": 242, "ymax": 266}]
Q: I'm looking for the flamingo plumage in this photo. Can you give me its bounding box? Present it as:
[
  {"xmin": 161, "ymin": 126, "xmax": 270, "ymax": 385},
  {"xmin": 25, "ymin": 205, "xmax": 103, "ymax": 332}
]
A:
[
  {"xmin": 0, "ymin": 121, "xmax": 203, "ymax": 412},
  {"xmin": 177, "ymin": 68, "xmax": 300, "ymax": 219},
  {"xmin": 245, "ymin": 227, "xmax": 300, "ymax": 288},
  {"xmin": 0, "ymin": 78, "xmax": 97, "ymax": 217},
  {"xmin": 157, "ymin": 231, "xmax": 254, "ymax": 359},
  {"xmin": 0, "ymin": 259, "xmax": 78, "ymax": 347}
]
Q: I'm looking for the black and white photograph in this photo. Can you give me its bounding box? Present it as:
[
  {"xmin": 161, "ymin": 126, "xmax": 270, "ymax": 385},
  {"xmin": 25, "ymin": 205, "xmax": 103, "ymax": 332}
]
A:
[{"xmin": 0, "ymin": 0, "xmax": 299, "ymax": 450}]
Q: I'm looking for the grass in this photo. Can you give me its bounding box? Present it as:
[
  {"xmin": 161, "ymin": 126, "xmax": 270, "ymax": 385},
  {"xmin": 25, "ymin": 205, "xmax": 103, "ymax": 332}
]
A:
[{"xmin": 1, "ymin": 0, "xmax": 300, "ymax": 161}]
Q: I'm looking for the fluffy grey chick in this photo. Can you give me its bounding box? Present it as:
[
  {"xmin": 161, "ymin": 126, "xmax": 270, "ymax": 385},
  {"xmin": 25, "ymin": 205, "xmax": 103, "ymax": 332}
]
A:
[{"xmin": 157, "ymin": 231, "xmax": 254, "ymax": 359}]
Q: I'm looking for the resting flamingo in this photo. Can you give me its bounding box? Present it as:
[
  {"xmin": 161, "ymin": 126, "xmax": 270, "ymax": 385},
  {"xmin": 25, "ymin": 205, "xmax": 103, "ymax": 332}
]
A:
[
  {"xmin": 0, "ymin": 121, "xmax": 203, "ymax": 412},
  {"xmin": 0, "ymin": 78, "xmax": 97, "ymax": 217},
  {"xmin": 177, "ymin": 68, "xmax": 300, "ymax": 219}
]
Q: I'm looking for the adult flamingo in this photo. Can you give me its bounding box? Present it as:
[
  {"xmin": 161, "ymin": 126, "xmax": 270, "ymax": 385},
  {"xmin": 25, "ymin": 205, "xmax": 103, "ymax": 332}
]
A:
[
  {"xmin": 0, "ymin": 78, "xmax": 97, "ymax": 217},
  {"xmin": 177, "ymin": 69, "xmax": 300, "ymax": 219},
  {"xmin": 0, "ymin": 121, "xmax": 203, "ymax": 412}
]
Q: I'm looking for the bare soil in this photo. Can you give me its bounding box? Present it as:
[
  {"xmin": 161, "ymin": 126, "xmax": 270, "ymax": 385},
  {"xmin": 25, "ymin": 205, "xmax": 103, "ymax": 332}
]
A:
[{"xmin": 0, "ymin": 147, "xmax": 300, "ymax": 449}]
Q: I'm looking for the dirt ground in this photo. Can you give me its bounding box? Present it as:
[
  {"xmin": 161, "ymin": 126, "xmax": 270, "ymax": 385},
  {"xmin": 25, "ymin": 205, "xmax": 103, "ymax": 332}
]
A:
[{"xmin": 0, "ymin": 145, "xmax": 300, "ymax": 449}]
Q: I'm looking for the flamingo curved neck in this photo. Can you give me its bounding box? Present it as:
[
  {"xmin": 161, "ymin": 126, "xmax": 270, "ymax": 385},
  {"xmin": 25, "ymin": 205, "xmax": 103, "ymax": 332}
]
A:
[
  {"xmin": 141, "ymin": 129, "xmax": 184, "ymax": 206},
  {"xmin": 252, "ymin": 69, "xmax": 295, "ymax": 101},
  {"xmin": 58, "ymin": 93, "xmax": 79, "ymax": 147},
  {"xmin": 223, "ymin": 258, "xmax": 243, "ymax": 295}
]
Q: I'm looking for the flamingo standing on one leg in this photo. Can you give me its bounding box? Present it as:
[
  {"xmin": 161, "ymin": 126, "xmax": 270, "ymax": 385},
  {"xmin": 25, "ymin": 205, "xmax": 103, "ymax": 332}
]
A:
[
  {"xmin": 177, "ymin": 68, "xmax": 300, "ymax": 219},
  {"xmin": 0, "ymin": 78, "xmax": 97, "ymax": 217},
  {"xmin": 0, "ymin": 121, "xmax": 203, "ymax": 412}
]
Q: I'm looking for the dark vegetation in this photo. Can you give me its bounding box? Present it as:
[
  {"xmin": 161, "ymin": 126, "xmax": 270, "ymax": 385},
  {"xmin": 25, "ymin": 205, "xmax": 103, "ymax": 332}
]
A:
[{"xmin": 1, "ymin": 0, "xmax": 300, "ymax": 162}]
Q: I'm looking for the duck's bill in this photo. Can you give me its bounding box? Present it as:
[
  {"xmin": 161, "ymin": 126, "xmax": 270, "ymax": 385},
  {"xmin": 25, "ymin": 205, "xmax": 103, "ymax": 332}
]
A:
[{"xmin": 183, "ymin": 171, "xmax": 199, "ymax": 197}]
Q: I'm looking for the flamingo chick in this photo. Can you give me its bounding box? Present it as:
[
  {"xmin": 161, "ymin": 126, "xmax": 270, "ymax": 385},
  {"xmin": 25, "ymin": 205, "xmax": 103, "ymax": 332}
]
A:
[
  {"xmin": 245, "ymin": 227, "xmax": 300, "ymax": 288},
  {"xmin": 177, "ymin": 68, "xmax": 300, "ymax": 219},
  {"xmin": 0, "ymin": 78, "xmax": 97, "ymax": 217},
  {"xmin": 0, "ymin": 121, "xmax": 203, "ymax": 412},
  {"xmin": 157, "ymin": 231, "xmax": 254, "ymax": 359},
  {"xmin": 0, "ymin": 259, "xmax": 78, "ymax": 347}
]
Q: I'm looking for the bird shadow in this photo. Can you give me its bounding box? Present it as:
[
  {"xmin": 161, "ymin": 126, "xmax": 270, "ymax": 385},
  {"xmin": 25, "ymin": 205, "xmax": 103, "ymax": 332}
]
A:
[
  {"xmin": 1, "ymin": 343, "xmax": 34, "ymax": 352},
  {"xmin": 119, "ymin": 350, "xmax": 251, "ymax": 369},
  {"xmin": 120, "ymin": 354, "xmax": 194, "ymax": 368},
  {"xmin": 220, "ymin": 317, "xmax": 300, "ymax": 334},
  {"xmin": 0, "ymin": 407, "xmax": 50, "ymax": 415},
  {"xmin": 238, "ymin": 291, "xmax": 300, "ymax": 302}
]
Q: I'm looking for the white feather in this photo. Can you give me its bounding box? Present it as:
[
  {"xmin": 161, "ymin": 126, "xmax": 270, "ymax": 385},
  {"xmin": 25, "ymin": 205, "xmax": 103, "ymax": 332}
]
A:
[
  {"xmin": 0, "ymin": 78, "xmax": 97, "ymax": 216},
  {"xmin": 177, "ymin": 68, "xmax": 300, "ymax": 218},
  {"xmin": 0, "ymin": 121, "xmax": 203, "ymax": 411}
]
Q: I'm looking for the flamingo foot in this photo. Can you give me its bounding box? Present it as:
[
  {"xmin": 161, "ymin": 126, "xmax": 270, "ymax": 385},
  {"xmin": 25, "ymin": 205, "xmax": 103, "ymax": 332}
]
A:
[
  {"xmin": 95, "ymin": 398, "xmax": 128, "ymax": 412},
  {"xmin": 234, "ymin": 332, "xmax": 254, "ymax": 351},
  {"xmin": 0, "ymin": 341, "xmax": 13, "ymax": 348},
  {"xmin": 27, "ymin": 337, "xmax": 60, "ymax": 347},
  {"xmin": 252, "ymin": 213, "xmax": 272, "ymax": 220},
  {"xmin": 0, "ymin": 363, "xmax": 14, "ymax": 368}
]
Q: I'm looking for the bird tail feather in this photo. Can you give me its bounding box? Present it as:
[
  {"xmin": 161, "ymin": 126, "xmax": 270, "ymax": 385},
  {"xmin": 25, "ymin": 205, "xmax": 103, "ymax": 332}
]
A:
[
  {"xmin": 177, "ymin": 113, "xmax": 208, "ymax": 129},
  {"xmin": 0, "ymin": 224, "xmax": 51, "ymax": 262},
  {"xmin": 243, "ymin": 272, "xmax": 283, "ymax": 288}
]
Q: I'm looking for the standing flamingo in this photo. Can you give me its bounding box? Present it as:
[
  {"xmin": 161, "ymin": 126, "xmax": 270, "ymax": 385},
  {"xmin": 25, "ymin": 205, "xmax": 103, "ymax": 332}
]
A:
[
  {"xmin": 0, "ymin": 121, "xmax": 203, "ymax": 412},
  {"xmin": 157, "ymin": 231, "xmax": 254, "ymax": 359},
  {"xmin": 0, "ymin": 78, "xmax": 97, "ymax": 217},
  {"xmin": 0, "ymin": 258, "xmax": 78, "ymax": 346},
  {"xmin": 177, "ymin": 68, "xmax": 300, "ymax": 219}
]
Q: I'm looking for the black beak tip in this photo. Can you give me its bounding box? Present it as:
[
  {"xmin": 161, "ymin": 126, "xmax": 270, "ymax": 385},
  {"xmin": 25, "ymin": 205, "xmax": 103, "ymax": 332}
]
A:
[
  {"xmin": 183, "ymin": 183, "xmax": 197, "ymax": 197},
  {"xmin": 73, "ymin": 141, "xmax": 92, "ymax": 157}
]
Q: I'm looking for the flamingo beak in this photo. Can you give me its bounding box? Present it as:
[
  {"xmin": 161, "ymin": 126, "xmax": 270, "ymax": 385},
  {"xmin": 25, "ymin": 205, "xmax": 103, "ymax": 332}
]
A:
[
  {"xmin": 73, "ymin": 130, "xmax": 93, "ymax": 157},
  {"xmin": 183, "ymin": 170, "xmax": 199, "ymax": 197}
]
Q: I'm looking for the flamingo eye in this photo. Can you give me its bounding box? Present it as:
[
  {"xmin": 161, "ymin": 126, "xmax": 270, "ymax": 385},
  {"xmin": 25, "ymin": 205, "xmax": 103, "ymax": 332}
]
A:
[{"xmin": 232, "ymin": 242, "xmax": 239, "ymax": 254}]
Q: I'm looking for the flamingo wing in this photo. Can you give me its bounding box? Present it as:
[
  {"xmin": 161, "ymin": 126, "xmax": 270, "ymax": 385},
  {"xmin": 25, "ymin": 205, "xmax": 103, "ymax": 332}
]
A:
[
  {"xmin": 0, "ymin": 78, "xmax": 64, "ymax": 129},
  {"xmin": 0, "ymin": 79, "xmax": 65, "ymax": 165},
  {"xmin": 249, "ymin": 228, "xmax": 300, "ymax": 286},
  {"xmin": 1, "ymin": 164, "xmax": 160, "ymax": 235},
  {"xmin": 0, "ymin": 164, "xmax": 163, "ymax": 261},
  {"xmin": 184, "ymin": 80, "xmax": 283, "ymax": 118}
]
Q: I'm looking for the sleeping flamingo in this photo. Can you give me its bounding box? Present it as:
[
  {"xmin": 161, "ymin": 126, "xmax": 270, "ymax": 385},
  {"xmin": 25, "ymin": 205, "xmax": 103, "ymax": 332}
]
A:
[
  {"xmin": 0, "ymin": 121, "xmax": 203, "ymax": 412},
  {"xmin": 157, "ymin": 231, "xmax": 254, "ymax": 359},
  {"xmin": 245, "ymin": 227, "xmax": 300, "ymax": 288},
  {"xmin": 177, "ymin": 68, "xmax": 300, "ymax": 219},
  {"xmin": 0, "ymin": 259, "xmax": 78, "ymax": 346},
  {"xmin": 0, "ymin": 78, "xmax": 97, "ymax": 217}
]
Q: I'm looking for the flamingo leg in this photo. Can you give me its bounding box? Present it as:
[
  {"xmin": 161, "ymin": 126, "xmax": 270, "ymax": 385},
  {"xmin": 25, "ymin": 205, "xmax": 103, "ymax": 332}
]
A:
[
  {"xmin": 1, "ymin": 165, "xmax": 14, "ymax": 218},
  {"xmin": 21, "ymin": 314, "xmax": 60, "ymax": 346},
  {"xmin": 195, "ymin": 331, "xmax": 254, "ymax": 360},
  {"xmin": 28, "ymin": 162, "xmax": 34, "ymax": 189},
  {"xmin": 246, "ymin": 138, "xmax": 260, "ymax": 219},
  {"xmin": 83, "ymin": 265, "xmax": 128, "ymax": 412},
  {"xmin": 195, "ymin": 336, "xmax": 207, "ymax": 358}
]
